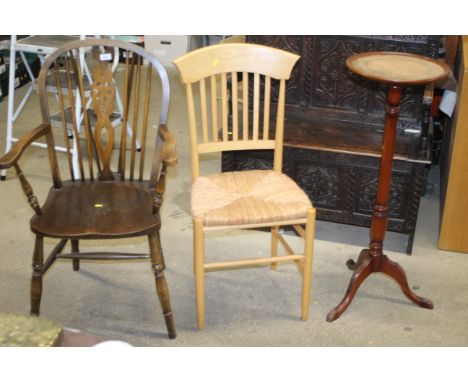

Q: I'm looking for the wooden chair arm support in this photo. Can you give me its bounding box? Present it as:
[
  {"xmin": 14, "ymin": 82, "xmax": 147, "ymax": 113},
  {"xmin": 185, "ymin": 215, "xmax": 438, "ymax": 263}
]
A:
[
  {"xmin": 159, "ymin": 124, "xmax": 177, "ymax": 166},
  {"xmin": 0, "ymin": 123, "xmax": 50, "ymax": 170},
  {"xmin": 149, "ymin": 124, "xmax": 176, "ymax": 213},
  {"xmin": 12, "ymin": 163, "xmax": 42, "ymax": 215}
]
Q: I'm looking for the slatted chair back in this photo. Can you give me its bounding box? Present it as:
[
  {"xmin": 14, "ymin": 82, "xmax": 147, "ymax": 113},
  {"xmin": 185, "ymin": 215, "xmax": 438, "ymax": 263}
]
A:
[
  {"xmin": 37, "ymin": 38, "xmax": 174, "ymax": 190},
  {"xmin": 173, "ymin": 43, "xmax": 299, "ymax": 180}
]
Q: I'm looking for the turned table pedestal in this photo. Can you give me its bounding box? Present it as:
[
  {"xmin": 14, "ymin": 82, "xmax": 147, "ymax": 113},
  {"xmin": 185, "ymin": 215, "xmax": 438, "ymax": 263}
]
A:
[{"xmin": 327, "ymin": 52, "xmax": 450, "ymax": 322}]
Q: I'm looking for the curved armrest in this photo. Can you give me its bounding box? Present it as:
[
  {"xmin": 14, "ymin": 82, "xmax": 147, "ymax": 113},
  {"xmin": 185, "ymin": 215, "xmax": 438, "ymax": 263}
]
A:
[
  {"xmin": 159, "ymin": 124, "xmax": 177, "ymax": 166},
  {"xmin": 0, "ymin": 123, "xmax": 50, "ymax": 169}
]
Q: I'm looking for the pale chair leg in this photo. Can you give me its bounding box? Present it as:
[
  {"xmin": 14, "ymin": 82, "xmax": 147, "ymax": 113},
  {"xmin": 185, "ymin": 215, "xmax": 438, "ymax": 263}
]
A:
[
  {"xmin": 71, "ymin": 240, "xmax": 80, "ymax": 271},
  {"xmin": 271, "ymin": 226, "xmax": 279, "ymax": 270},
  {"xmin": 148, "ymin": 232, "xmax": 177, "ymax": 339},
  {"xmin": 194, "ymin": 218, "xmax": 205, "ymax": 330},
  {"xmin": 30, "ymin": 235, "xmax": 44, "ymax": 316},
  {"xmin": 301, "ymin": 208, "xmax": 316, "ymax": 321}
]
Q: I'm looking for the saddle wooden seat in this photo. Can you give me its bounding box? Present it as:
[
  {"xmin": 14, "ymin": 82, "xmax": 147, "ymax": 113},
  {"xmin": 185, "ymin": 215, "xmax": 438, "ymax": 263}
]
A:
[{"xmin": 31, "ymin": 181, "xmax": 159, "ymax": 239}]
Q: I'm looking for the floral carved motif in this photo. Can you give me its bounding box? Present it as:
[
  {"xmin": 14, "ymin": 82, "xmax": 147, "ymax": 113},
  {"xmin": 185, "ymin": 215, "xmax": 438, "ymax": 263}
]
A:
[{"xmin": 314, "ymin": 38, "xmax": 361, "ymax": 109}]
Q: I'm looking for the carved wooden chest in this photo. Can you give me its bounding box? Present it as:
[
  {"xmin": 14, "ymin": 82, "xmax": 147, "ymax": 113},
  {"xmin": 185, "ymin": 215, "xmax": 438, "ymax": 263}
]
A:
[{"xmin": 221, "ymin": 35, "xmax": 441, "ymax": 254}]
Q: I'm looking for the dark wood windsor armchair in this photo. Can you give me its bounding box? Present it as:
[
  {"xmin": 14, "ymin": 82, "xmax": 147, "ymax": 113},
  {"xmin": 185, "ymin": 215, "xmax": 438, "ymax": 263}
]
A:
[{"xmin": 0, "ymin": 39, "xmax": 177, "ymax": 339}]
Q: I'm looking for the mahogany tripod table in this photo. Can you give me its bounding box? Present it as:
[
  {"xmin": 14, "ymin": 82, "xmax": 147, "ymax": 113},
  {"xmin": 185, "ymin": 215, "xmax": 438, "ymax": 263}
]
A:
[{"xmin": 327, "ymin": 52, "xmax": 450, "ymax": 322}]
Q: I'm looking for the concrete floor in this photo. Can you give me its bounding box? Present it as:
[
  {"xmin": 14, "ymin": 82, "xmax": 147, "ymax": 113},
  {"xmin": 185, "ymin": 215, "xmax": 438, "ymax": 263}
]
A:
[{"xmin": 1, "ymin": 67, "xmax": 468, "ymax": 347}]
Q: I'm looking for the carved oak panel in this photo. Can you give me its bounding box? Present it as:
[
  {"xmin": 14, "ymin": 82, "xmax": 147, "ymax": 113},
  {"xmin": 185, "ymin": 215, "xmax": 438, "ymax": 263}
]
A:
[
  {"xmin": 222, "ymin": 147, "xmax": 427, "ymax": 254},
  {"xmin": 248, "ymin": 35, "xmax": 440, "ymax": 131},
  {"xmin": 354, "ymin": 169, "xmax": 408, "ymax": 218},
  {"xmin": 313, "ymin": 37, "xmax": 362, "ymax": 110},
  {"xmin": 232, "ymin": 36, "xmax": 439, "ymax": 254},
  {"xmin": 293, "ymin": 160, "xmax": 340, "ymax": 209}
]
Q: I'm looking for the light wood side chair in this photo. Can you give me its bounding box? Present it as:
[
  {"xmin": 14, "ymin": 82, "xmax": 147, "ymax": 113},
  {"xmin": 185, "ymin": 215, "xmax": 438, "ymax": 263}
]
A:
[{"xmin": 173, "ymin": 43, "xmax": 317, "ymax": 330}]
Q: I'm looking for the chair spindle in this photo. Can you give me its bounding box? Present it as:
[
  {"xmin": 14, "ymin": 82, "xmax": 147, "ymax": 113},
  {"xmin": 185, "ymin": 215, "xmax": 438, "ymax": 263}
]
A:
[
  {"xmin": 199, "ymin": 78, "xmax": 209, "ymax": 143},
  {"xmin": 253, "ymin": 73, "xmax": 260, "ymax": 140},
  {"xmin": 118, "ymin": 52, "xmax": 131, "ymax": 180},
  {"xmin": 210, "ymin": 75, "xmax": 218, "ymax": 143},
  {"xmin": 139, "ymin": 64, "xmax": 153, "ymax": 182},
  {"xmin": 64, "ymin": 54, "xmax": 85, "ymax": 180},
  {"xmin": 130, "ymin": 56, "xmax": 142, "ymax": 181},
  {"xmin": 54, "ymin": 63, "xmax": 75, "ymax": 181},
  {"xmin": 242, "ymin": 72, "xmax": 249, "ymax": 140},
  {"xmin": 231, "ymin": 72, "xmax": 238, "ymax": 141},
  {"xmin": 221, "ymin": 73, "xmax": 228, "ymax": 141},
  {"xmin": 263, "ymin": 76, "xmax": 271, "ymax": 140},
  {"xmin": 71, "ymin": 50, "xmax": 95, "ymax": 181}
]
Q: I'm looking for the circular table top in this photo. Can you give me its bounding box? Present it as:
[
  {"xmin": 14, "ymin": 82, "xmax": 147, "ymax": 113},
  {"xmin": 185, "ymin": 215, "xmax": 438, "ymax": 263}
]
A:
[{"xmin": 346, "ymin": 52, "xmax": 450, "ymax": 85}]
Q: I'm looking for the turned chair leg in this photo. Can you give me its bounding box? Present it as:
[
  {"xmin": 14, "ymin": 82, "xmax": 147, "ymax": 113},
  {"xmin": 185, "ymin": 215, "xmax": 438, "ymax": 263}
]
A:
[
  {"xmin": 271, "ymin": 226, "xmax": 279, "ymax": 270},
  {"xmin": 301, "ymin": 208, "xmax": 316, "ymax": 321},
  {"xmin": 71, "ymin": 240, "xmax": 80, "ymax": 271},
  {"xmin": 148, "ymin": 232, "xmax": 176, "ymax": 339},
  {"xmin": 193, "ymin": 218, "xmax": 205, "ymax": 330},
  {"xmin": 31, "ymin": 235, "xmax": 44, "ymax": 316}
]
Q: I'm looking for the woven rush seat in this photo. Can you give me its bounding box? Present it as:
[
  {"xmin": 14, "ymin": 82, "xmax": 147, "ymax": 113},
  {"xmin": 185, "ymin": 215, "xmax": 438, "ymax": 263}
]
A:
[{"xmin": 192, "ymin": 170, "xmax": 312, "ymax": 226}]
